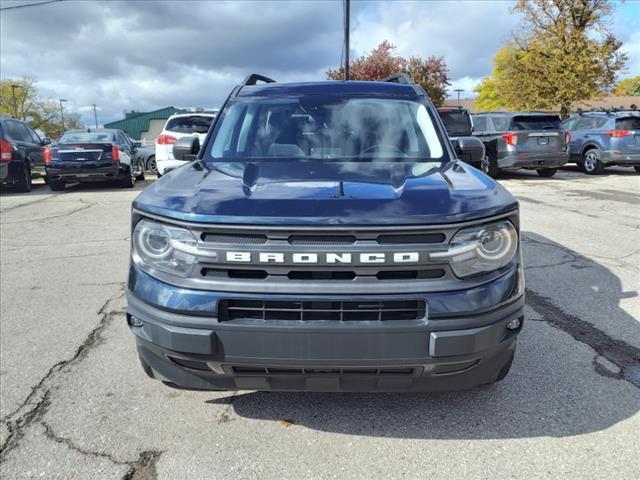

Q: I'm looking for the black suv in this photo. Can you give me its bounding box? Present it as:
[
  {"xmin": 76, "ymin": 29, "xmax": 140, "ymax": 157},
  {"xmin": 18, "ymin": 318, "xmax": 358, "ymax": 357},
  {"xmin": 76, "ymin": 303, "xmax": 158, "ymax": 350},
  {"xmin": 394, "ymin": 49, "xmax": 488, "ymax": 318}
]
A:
[
  {"xmin": 0, "ymin": 116, "xmax": 50, "ymax": 192},
  {"xmin": 437, "ymin": 106, "xmax": 484, "ymax": 167},
  {"xmin": 471, "ymin": 112, "xmax": 569, "ymax": 178}
]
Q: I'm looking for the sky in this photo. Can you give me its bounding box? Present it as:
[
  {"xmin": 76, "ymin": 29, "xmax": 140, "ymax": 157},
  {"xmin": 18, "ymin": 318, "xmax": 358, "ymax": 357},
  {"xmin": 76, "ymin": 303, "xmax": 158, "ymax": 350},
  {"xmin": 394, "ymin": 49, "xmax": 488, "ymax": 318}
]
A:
[{"xmin": 1, "ymin": 0, "xmax": 638, "ymax": 126}]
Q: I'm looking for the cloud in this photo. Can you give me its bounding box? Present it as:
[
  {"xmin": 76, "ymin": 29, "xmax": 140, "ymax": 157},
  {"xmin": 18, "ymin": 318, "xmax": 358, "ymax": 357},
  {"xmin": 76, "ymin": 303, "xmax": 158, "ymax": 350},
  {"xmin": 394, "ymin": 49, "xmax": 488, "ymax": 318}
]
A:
[{"xmin": 0, "ymin": 0, "xmax": 636, "ymax": 125}]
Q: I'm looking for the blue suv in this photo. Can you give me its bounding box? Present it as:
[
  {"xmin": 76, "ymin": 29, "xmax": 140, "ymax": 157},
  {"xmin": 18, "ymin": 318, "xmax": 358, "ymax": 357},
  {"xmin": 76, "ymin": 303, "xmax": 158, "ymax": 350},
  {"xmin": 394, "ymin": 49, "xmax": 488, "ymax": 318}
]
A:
[
  {"xmin": 127, "ymin": 74, "xmax": 525, "ymax": 392},
  {"xmin": 563, "ymin": 110, "xmax": 640, "ymax": 174}
]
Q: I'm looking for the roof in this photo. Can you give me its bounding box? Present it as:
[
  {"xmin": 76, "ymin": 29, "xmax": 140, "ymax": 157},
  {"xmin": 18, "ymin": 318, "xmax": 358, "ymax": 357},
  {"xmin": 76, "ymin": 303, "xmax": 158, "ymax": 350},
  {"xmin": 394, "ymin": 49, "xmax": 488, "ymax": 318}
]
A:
[
  {"xmin": 168, "ymin": 112, "xmax": 218, "ymax": 118},
  {"xmin": 104, "ymin": 106, "xmax": 185, "ymax": 139},
  {"xmin": 472, "ymin": 111, "xmax": 558, "ymax": 116},
  {"xmin": 64, "ymin": 128, "xmax": 118, "ymax": 133},
  {"xmin": 236, "ymin": 80, "xmax": 420, "ymax": 98},
  {"xmin": 576, "ymin": 110, "xmax": 640, "ymax": 117}
]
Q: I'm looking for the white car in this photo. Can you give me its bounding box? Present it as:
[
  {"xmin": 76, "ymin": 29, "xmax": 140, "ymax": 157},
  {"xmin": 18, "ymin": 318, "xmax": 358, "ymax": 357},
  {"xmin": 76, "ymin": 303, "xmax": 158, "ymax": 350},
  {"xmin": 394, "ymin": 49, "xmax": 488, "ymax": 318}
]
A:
[{"xmin": 155, "ymin": 113, "xmax": 216, "ymax": 175}]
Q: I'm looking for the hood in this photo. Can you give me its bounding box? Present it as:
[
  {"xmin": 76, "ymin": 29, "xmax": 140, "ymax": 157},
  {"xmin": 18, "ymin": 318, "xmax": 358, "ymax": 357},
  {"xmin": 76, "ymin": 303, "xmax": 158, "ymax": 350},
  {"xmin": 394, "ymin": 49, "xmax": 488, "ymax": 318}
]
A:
[{"xmin": 133, "ymin": 160, "xmax": 518, "ymax": 225}]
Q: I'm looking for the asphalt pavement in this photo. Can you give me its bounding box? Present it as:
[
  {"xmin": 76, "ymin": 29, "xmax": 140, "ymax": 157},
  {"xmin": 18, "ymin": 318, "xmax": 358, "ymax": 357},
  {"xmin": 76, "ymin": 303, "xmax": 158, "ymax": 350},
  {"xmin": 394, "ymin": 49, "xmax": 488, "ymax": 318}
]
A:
[{"xmin": 1, "ymin": 166, "xmax": 638, "ymax": 479}]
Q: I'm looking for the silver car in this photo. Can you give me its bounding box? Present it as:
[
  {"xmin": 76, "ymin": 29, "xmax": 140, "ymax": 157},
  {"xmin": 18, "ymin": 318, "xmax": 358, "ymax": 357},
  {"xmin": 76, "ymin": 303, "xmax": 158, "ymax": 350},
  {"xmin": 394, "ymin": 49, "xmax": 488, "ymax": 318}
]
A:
[
  {"xmin": 563, "ymin": 110, "xmax": 640, "ymax": 174},
  {"xmin": 472, "ymin": 112, "xmax": 570, "ymax": 178}
]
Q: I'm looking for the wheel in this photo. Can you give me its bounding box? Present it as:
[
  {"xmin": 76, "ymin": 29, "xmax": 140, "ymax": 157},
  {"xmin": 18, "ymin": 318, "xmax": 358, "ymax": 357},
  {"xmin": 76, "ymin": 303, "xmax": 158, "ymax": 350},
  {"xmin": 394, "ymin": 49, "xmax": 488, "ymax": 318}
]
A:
[
  {"xmin": 15, "ymin": 162, "xmax": 32, "ymax": 193},
  {"xmin": 634, "ymin": 166, "xmax": 640, "ymax": 173},
  {"xmin": 581, "ymin": 149, "xmax": 604, "ymax": 174},
  {"xmin": 536, "ymin": 168, "xmax": 557, "ymax": 178},
  {"xmin": 120, "ymin": 166, "xmax": 135, "ymax": 188},
  {"xmin": 135, "ymin": 163, "xmax": 145, "ymax": 181},
  {"xmin": 48, "ymin": 180, "xmax": 66, "ymax": 191},
  {"xmin": 480, "ymin": 152, "xmax": 500, "ymax": 178},
  {"xmin": 146, "ymin": 155, "xmax": 157, "ymax": 176}
]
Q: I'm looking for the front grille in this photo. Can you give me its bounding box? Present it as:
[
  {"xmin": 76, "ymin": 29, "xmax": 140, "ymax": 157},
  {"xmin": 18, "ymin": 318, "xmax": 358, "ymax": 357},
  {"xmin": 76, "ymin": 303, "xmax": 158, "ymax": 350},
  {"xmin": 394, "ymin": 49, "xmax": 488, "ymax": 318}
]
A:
[
  {"xmin": 218, "ymin": 299, "xmax": 426, "ymax": 322},
  {"xmin": 231, "ymin": 366, "xmax": 416, "ymax": 376}
]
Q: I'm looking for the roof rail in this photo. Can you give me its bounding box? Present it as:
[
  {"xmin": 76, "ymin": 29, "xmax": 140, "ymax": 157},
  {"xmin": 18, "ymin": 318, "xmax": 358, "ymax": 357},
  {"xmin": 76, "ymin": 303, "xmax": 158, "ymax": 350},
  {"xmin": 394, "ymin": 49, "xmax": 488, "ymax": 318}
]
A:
[
  {"xmin": 241, "ymin": 73, "xmax": 276, "ymax": 86},
  {"xmin": 380, "ymin": 73, "xmax": 414, "ymax": 84}
]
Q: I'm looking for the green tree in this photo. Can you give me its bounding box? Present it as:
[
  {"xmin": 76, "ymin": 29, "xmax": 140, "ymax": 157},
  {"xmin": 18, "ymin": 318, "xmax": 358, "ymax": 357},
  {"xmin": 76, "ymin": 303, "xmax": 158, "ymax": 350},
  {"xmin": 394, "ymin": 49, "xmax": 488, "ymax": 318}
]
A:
[
  {"xmin": 327, "ymin": 41, "xmax": 450, "ymax": 106},
  {"xmin": 613, "ymin": 76, "xmax": 640, "ymax": 96},
  {"xmin": 0, "ymin": 77, "xmax": 82, "ymax": 138},
  {"xmin": 480, "ymin": 0, "xmax": 627, "ymax": 117}
]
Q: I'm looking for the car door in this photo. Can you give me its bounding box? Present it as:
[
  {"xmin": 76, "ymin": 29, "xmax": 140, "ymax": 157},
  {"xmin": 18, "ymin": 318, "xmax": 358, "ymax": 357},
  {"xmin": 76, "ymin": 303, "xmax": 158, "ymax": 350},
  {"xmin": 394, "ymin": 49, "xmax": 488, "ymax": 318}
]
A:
[
  {"xmin": 569, "ymin": 117, "xmax": 597, "ymax": 155},
  {"xmin": 24, "ymin": 123, "xmax": 45, "ymax": 178},
  {"xmin": 116, "ymin": 131, "xmax": 132, "ymax": 167}
]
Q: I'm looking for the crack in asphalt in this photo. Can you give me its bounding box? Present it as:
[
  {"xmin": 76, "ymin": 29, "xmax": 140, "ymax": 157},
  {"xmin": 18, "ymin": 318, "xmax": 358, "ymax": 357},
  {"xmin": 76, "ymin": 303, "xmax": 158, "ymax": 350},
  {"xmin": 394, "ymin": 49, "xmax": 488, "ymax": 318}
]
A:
[
  {"xmin": 0, "ymin": 285, "xmax": 126, "ymax": 462},
  {"xmin": 0, "ymin": 193, "xmax": 62, "ymax": 213},
  {"xmin": 526, "ymin": 288, "xmax": 640, "ymax": 388},
  {"xmin": 0, "ymin": 201, "xmax": 96, "ymax": 225},
  {"xmin": 41, "ymin": 422, "xmax": 163, "ymax": 480}
]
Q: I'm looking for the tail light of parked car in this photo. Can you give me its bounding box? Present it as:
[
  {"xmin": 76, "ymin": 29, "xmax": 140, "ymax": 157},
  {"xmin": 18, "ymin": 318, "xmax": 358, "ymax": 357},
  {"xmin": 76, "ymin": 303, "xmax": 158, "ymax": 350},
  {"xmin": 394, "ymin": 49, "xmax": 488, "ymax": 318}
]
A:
[
  {"xmin": 0, "ymin": 140, "xmax": 13, "ymax": 162},
  {"xmin": 565, "ymin": 132, "xmax": 571, "ymax": 144},
  {"xmin": 156, "ymin": 134, "xmax": 177, "ymax": 145},
  {"xmin": 43, "ymin": 147, "xmax": 52, "ymax": 164},
  {"xmin": 501, "ymin": 132, "xmax": 518, "ymax": 146},
  {"xmin": 112, "ymin": 145, "xmax": 120, "ymax": 161},
  {"xmin": 605, "ymin": 130, "xmax": 630, "ymax": 138}
]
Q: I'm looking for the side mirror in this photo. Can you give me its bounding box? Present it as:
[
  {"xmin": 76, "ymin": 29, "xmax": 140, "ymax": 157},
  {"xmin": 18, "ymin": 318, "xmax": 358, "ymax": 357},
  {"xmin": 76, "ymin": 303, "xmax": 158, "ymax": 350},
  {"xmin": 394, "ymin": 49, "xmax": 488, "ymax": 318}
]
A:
[
  {"xmin": 132, "ymin": 140, "xmax": 142, "ymax": 148},
  {"xmin": 41, "ymin": 137, "xmax": 52, "ymax": 146},
  {"xmin": 173, "ymin": 136, "xmax": 200, "ymax": 161},
  {"xmin": 455, "ymin": 136, "xmax": 485, "ymax": 165}
]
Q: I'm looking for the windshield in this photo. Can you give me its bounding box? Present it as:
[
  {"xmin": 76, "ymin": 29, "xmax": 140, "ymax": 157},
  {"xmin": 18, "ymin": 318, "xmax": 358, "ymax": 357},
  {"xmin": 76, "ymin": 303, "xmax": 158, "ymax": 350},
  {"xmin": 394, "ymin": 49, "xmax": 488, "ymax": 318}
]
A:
[
  {"xmin": 438, "ymin": 110, "xmax": 472, "ymax": 136},
  {"xmin": 165, "ymin": 115, "xmax": 214, "ymax": 134},
  {"xmin": 58, "ymin": 132, "xmax": 115, "ymax": 143},
  {"xmin": 206, "ymin": 95, "xmax": 446, "ymax": 162}
]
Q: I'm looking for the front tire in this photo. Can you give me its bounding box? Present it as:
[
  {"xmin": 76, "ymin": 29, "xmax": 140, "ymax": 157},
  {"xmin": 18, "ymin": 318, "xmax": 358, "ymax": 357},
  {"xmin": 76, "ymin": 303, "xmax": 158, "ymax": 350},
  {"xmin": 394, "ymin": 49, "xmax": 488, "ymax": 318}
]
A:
[
  {"xmin": 146, "ymin": 155, "xmax": 157, "ymax": 176},
  {"xmin": 582, "ymin": 149, "xmax": 604, "ymax": 175},
  {"xmin": 48, "ymin": 180, "xmax": 66, "ymax": 191},
  {"xmin": 536, "ymin": 168, "xmax": 557, "ymax": 178},
  {"xmin": 120, "ymin": 166, "xmax": 135, "ymax": 188},
  {"xmin": 480, "ymin": 152, "xmax": 500, "ymax": 178},
  {"xmin": 15, "ymin": 162, "xmax": 32, "ymax": 193}
]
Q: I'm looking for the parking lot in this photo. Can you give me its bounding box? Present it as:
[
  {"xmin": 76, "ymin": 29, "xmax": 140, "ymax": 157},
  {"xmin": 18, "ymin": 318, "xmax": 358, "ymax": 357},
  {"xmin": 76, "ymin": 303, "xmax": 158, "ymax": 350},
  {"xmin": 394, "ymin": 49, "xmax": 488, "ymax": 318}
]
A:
[{"xmin": 0, "ymin": 167, "xmax": 638, "ymax": 479}]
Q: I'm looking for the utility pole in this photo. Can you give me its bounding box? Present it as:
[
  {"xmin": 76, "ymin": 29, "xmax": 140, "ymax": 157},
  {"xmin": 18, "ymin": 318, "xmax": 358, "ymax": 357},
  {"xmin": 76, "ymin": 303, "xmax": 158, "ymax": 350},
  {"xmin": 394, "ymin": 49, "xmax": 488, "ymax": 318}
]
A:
[
  {"xmin": 91, "ymin": 104, "xmax": 98, "ymax": 128},
  {"xmin": 454, "ymin": 89, "xmax": 464, "ymax": 106},
  {"xmin": 11, "ymin": 84, "xmax": 20, "ymax": 118},
  {"xmin": 344, "ymin": 0, "xmax": 350, "ymax": 81},
  {"xmin": 59, "ymin": 98, "xmax": 67, "ymax": 130}
]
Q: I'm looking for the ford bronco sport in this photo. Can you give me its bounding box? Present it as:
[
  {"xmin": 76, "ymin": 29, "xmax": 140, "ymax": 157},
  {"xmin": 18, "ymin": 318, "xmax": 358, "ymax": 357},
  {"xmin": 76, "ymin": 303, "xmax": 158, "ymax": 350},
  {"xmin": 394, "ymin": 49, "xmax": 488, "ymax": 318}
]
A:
[{"xmin": 127, "ymin": 74, "xmax": 525, "ymax": 392}]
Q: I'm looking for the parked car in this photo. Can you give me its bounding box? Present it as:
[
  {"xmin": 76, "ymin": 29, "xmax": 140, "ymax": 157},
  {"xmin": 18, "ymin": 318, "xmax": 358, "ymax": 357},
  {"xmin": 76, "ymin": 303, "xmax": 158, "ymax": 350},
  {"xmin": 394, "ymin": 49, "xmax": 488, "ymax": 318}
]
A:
[
  {"xmin": 127, "ymin": 73, "xmax": 525, "ymax": 393},
  {"xmin": 562, "ymin": 110, "xmax": 640, "ymax": 174},
  {"xmin": 44, "ymin": 128, "xmax": 144, "ymax": 191},
  {"xmin": 437, "ymin": 106, "xmax": 485, "ymax": 167},
  {"xmin": 155, "ymin": 113, "xmax": 216, "ymax": 176},
  {"xmin": 471, "ymin": 112, "xmax": 569, "ymax": 178},
  {"xmin": 0, "ymin": 115, "xmax": 50, "ymax": 192},
  {"xmin": 134, "ymin": 145, "xmax": 157, "ymax": 175}
]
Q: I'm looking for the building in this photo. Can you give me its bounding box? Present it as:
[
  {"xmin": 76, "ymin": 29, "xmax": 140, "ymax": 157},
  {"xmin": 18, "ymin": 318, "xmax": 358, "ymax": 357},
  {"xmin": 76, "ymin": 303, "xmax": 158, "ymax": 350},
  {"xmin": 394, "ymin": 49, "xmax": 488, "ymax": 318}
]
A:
[{"xmin": 104, "ymin": 106, "xmax": 185, "ymax": 144}]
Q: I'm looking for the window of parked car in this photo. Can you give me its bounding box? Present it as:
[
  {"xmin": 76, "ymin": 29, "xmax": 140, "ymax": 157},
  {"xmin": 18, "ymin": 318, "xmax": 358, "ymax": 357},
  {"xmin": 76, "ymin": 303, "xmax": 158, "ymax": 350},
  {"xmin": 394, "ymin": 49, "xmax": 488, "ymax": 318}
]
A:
[
  {"xmin": 615, "ymin": 116, "xmax": 640, "ymax": 130},
  {"xmin": 58, "ymin": 132, "xmax": 115, "ymax": 143},
  {"xmin": 25, "ymin": 124, "xmax": 41, "ymax": 144},
  {"xmin": 511, "ymin": 115, "xmax": 561, "ymax": 130},
  {"xmin": 5, "ymin": 120, "xmax": 32, "ymax": 143},
  {"xmin": 208, "ymin": 95, "xmax": 446, "ymax": 162},
  {"xmin": 472, "ymin": 116, "xmax": 488, "ymax": 133},
  {"xmin": 572, "ymin": 116, "xmax": 608, "ymax": 131},
  {"xmin": 165, "ymin": 115, "xmax": 214, "ymax": 134},
  {"xmin": 490, "ymin": 116, "xmax": 510, "ymax": 132}
]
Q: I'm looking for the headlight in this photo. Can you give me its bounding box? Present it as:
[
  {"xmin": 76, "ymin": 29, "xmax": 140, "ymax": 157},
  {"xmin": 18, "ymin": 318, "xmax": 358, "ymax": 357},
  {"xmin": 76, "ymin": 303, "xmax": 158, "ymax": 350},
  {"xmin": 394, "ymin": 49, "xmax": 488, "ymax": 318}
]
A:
[
  {"xmin": 430, "ymin": 220, "xmax": 518, "ymax": 278},
  {"xmin": 132, "ymin": 219, "xmax": 199, "ymax": 277}
]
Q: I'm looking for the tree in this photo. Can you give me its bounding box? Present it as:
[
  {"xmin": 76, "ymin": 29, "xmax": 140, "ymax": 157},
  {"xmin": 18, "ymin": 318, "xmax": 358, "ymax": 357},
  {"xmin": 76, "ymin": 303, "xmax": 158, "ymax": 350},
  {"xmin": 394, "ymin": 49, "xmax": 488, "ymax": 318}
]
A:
[
  {"xmin": 0, "ymin": 77, "xmax": 82, "ymax": 138},
  {"xmin": 327, "ymin": 41, "xmax": 450, "ymax": 106},
  {"xmin": 480, "ymin": 0, "xmax": 627, "ymax": 116},
  {"xmin": 613, "ymin": 76, "xmax": 640, "ymax": 96}
]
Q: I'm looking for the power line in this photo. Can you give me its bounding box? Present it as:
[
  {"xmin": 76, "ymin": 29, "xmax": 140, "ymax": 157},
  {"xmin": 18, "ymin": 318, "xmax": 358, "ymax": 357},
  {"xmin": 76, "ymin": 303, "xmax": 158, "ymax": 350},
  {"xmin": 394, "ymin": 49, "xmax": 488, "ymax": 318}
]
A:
[{"xmin": 0, "ymin": 0, "xmax": 63, "ymax": 11}]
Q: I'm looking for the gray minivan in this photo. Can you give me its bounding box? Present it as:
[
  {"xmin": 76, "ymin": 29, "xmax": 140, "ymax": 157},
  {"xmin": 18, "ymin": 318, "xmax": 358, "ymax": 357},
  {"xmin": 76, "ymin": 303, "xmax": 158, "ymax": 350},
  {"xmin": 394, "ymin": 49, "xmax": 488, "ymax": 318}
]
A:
[
  {"xmin": 563, "ymin": 110, "xmax": 640, "ymax": 174},
  {"xmin": 472, "ymin": 112, "xmax": 569, "ymax": 178}
]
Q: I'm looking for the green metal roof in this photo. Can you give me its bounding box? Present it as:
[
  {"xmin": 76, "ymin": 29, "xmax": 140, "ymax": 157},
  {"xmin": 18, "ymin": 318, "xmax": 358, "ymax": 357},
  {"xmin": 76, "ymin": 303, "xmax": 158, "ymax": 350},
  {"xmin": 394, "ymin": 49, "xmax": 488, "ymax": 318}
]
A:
[{"xmin": 104, "ymin": 106, "xmax": 185, "ymax": 140}]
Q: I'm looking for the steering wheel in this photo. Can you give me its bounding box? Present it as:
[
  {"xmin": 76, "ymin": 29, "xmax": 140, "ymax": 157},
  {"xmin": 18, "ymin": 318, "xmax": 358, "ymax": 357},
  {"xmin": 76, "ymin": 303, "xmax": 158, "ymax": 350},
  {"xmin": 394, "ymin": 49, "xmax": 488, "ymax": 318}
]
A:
[{"xmin": 362, "ymin": 144, "xmax": 407, "ymax": 157}]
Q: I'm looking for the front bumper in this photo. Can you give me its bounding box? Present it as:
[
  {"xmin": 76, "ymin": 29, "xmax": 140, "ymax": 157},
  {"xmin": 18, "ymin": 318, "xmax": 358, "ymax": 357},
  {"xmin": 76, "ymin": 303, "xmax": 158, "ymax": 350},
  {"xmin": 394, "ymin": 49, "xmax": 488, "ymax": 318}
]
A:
[
  {"xmin": 127, "ymin": 266, "xmax": 525, "ymax": 392},
  {"xmin": 498, "ymin": 152, "xmax": 569, "ymax": 170}
]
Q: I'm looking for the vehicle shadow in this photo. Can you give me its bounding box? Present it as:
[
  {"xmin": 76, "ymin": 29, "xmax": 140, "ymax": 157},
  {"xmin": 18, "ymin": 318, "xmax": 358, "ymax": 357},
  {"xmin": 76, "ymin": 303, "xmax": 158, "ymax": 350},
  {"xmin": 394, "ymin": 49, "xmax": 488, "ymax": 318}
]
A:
[
  {"xmin": 204, "ymin": 233, "xmax": 640, "ymax": 439},
  {"xmin": 496, "ymin": 164, "xmax": 637, "ymax": 181}
]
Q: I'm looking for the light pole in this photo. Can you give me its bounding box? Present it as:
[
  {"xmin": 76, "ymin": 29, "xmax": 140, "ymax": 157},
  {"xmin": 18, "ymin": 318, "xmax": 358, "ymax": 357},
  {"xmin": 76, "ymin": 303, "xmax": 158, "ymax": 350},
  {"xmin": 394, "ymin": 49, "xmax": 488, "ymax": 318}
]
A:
[
  {"xmin": 11, "ymin": 84, "xmax": 20, "ymax": 118},
  {"xmin": 91, "ymin": 104, "xmax": 98, "ymax": 128},
  {"xmin": 454, "ymin": 89, "xmax": 464, "ymax": 106},
  {"xmin": 59, "ymin": 99, "xmax": 67, "ymax": 130},
  {"xmin": 344, "ymin": 0, "xmax": 350, "ymax": 81}
]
